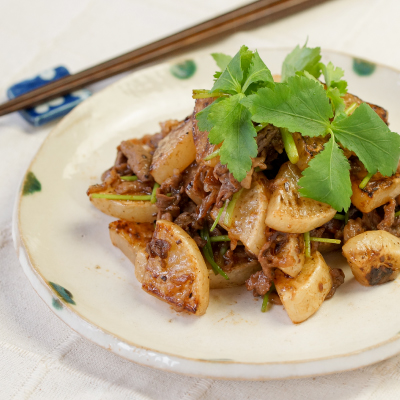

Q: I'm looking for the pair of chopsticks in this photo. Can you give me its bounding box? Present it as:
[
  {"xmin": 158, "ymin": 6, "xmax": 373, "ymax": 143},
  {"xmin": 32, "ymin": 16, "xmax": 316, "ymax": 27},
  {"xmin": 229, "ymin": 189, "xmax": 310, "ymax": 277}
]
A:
[{"xmin": 0, "ymin": 0, "xmax": 328, "ymax": 117}]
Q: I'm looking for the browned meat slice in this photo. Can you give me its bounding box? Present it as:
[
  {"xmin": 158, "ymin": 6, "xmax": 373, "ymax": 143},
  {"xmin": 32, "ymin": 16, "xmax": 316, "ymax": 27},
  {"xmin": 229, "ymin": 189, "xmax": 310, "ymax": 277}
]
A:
[
  {"xmin": 325, "ymin": 268, "xmax": 345, "ymax": 300},
  {"xmin": 114, "ymin": 150, "xmax": 132, "ymax": 175},
  {"xmin": 246, "ymin": 270, "xmax": 273, "ymax": 297},
  {"xmin": 146, "ymin": 238, "xmax": 171, "ymax": 259},
  {"xmin": 114, "ymin": 181, "xmax": 153, "ymax": 195},
  {"xmin": 120, "ymin": 141, "xmax": 153, "ymax": 182},
  {"xmin": 192, "ymin": 98, "xmax": 220, "ymax": 164},
  {"xmin": 213, "ymin": 162, "xmax": 241, "ymax": 208}
]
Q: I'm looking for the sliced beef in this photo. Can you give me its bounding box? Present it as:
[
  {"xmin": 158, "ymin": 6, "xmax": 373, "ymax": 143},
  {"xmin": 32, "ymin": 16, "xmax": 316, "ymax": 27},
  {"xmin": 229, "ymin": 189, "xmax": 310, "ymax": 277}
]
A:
[
  {"xmin": 114, "ymin": 181, "xmax": 152, "ymax": 195},
  {"xmin": 246, "ymin": 270, "xmax": 273, "ymax": 297},
  {"xmin": 192, "ymin": 98, "xmax": 219, "ymax": 163},
  {"xmin": 213, "ymin": 162, "xmax": 241, "ymax": 208},
  {"xmin": 146, "ymin": 239, "xmax": 171, "ymax": 259},
  {"xmin": 325, "ymin": 268, "xmax": 345, "ymax": 300},
  {"xmin": 120, "ymin": 141, "xmax": 153, "ymax": 182}
]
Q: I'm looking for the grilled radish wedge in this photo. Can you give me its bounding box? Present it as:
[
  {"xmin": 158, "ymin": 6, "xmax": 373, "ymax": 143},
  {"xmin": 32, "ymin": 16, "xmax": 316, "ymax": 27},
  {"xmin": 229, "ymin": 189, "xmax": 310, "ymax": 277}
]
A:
[
  {"xmin": 265, "ymin": 162, "xmax": 336, "ymax": 233},
  {"xmin": 150, "ymin": 118, "xmax": 196, "ymax": 183},
  {"xmin": 210, "ymin": 173, "xmax": 270, "ymax": 256},
  {"xmin": 90, "ymin": 188, "xmax": 157, "ymax": 223},
  {"xmin": 274, "ymin": 251, "xmax": 333, "ymax": 324},
  {"xmin": 141, "ymin": 220, "xmax": 209, "ymax": 315},
  {"xmin": 342, "ymin": 230, "xmax": 400, "ymax": 286},
  {"xmin": 109, "ymin": 221, "xmax": 154, "ymax": 282}
]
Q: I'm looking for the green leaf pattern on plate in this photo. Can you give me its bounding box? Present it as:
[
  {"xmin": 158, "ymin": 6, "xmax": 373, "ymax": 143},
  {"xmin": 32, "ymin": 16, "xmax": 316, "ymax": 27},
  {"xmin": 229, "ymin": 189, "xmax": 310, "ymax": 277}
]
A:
[
  {"xmin": 49, "ymin": 282, "xmax": 76, "ymax": 305},
  {"xmin": 353, "ymin": 58, "xmax": 376, "ymax": 76},
  {"xmin": 170, "ymin": 60, "xmax": 196, "ymax": 79},
  {"xmin": 23, "ymin": 172, "xmax": 41, "ymax": 195}
]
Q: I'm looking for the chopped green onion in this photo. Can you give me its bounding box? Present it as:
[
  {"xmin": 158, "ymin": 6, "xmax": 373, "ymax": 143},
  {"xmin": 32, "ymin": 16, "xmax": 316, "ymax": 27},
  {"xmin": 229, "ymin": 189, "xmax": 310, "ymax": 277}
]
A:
[
  {"xmin": 334, "ymin": 214, "xmax": 345, "ymax": 221},
  {"xmin": 120, "ymin": 175, "xmax": 138, "ymax": 181},
  {"xmin": 255, "ymin": 122, "xmax": 269, "ymax": 132},
  {"xmin": 200, "ymin": 226, "xmax": 229, "ymax": 280},
  {"xmin": 359, "ymin": 172, "xmax": 374, "ymax": 189},
  {"xmin": 395, "ymin": 210, "xmax": 400, "ymax": 218},
  {"xmin": 310, "ymin": 237, "xmax": 341, "ymax": 244},
  {"xmin": 224, "ymin": 189, "xmax": 243, "ymax": 227},
  {"xmin": 344, "ymin": 210, "xmax": 350, "ymax": 225},
  {"xmin": 192, "ymin": 90, "xmax": 228, "ymax": 99},
  {"xmin": 210, "ymin": 235, "xmax": 231, "ymax": 242},
  {"xmin": 91, "ymin": 193, "xmax": 151, "ymax": 201},
  {"xmin": 345, "ymin": 102, "xmax": 358, "ymax": 116},
  {"xmin": 210, "ymin": 205, "xmax": 225, "ymax": 232},
  {"xmin": 151, "ymin": 183, "xmax": 160, "ymax": 204},
  {"xmin": 304, "ymin": 231, "xmax": 311, "ymax": 258},
  {"xmin": 280, "ymin": 127, "xmax": 299, "ymax": 164},
  {"xmin": 220, "ymin": 243, "xmax": 229, "ymax": 256},
  {"xmin": 261, "ymin": 283, "xmax": 275, "ymax": 313},
  {"xmin": 204, "ymin": 148, "xmax": 220, "ymax": 161}
]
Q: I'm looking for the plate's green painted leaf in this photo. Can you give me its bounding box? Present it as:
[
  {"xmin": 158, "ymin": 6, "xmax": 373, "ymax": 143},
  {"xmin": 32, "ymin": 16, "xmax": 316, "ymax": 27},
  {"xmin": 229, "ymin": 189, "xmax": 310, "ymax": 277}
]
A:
[
  {"xmin": 170, "ymin": 60, "xmax": 196, "ymax": 79},
  {"xmin": 49, "ymin": 282, "xmax": 76, "ymax": 305},
  {"xmin": 298, "ymin": 136, "xmax": 352, "ymax": 211},
  {"xmin": 208, "ymin": 93, "xmax": 257, "ymax": 181},
  {"xmin": 353, "ymin": 58, "xmax": 376, "ymax": 76},
  {"xmin": 242, "ymin": 51, "xmax": 274, "ymax": 93},
  {"xmin": 281, "ymin": 45, "xmax": 322, "ymax": 82},
  {"xmin": 23, "ymin": 172, "xmax": 41, "ymax": 195},
  {"xmin": 242, "ymin": 75, "xmax": 333, "ymax": 137},
  {"xmin": 332, "ymin": 103, "xmax": 400, "ymax": 176}
]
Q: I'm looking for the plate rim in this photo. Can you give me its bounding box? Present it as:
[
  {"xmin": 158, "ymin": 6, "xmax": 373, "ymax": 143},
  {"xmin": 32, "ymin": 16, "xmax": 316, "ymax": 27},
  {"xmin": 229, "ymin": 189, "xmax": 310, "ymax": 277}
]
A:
[{"xmin": 13, "ymin": 47, "xmax": 400, "ymax": 380}]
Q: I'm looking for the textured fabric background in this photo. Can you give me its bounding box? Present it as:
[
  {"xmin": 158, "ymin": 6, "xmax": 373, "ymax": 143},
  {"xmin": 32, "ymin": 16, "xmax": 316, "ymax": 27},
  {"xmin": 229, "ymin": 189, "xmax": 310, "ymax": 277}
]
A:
[{"xmin": 1, "ymin": 0, "xmax": 400, "ymax": 398}]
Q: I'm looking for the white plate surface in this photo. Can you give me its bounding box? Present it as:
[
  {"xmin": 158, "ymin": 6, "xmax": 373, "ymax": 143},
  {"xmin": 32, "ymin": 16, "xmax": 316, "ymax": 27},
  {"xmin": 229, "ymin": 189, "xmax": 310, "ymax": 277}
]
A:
[{"xmin": 13, "ymin": 48, "xmax": 400, "ymax": 380}]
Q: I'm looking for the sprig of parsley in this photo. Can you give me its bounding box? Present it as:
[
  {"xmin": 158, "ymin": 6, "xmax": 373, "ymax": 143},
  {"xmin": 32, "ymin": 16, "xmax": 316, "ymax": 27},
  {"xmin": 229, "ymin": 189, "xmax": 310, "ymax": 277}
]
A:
[
  {"xmin": 195, "ymin": 46, "xmax": 274, "ymax": 181},
  {"xmin": 196, "ymin": 44, "xmax": 400, "ymax": 211}
]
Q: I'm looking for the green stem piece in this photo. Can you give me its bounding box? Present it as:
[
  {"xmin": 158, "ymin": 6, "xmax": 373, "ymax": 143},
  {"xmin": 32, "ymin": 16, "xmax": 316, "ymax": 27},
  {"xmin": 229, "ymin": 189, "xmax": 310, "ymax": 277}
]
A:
[
  {"xmin": 304, "ymin": 231, "xmax": 311, "ymax": 258},
  {"xmin": 333, "ymin": 214, "xmax": 345, "ymax": 221},
  {"xmin": 345, "ymin": 102, "xmax": 358, "ymax": 116},
  {"xmin": 192, "ymin": 90, "xmax": 228, "ymax": 99},
  {"xmin": 310, "ymin": 237, "xmax": 341, "ymax": 244},
  {"xmin": 204, "ymin": 148, "xmax": 220, "ymax": 161},
  {"xmin": 120, "ymin": 175, "xmax": 138, "ymax": 181},
  {"xmin": 210, "ymin": 205, "xmax": 225, "ymax": 232},
  {"xmin": 395, "ymin": 210, "xmax": 400, "ymax": 218},
  {"xmin": 280, "ymin": 128, "xmax": 299, "ymax": 164},
  {"xmin": 151, "ymin": 183, "xmax": 160, "ymax": 204},
  {"xmin": 91, "ymin": 193, "xmax": 151, "ymax": 201},
  {"xmin": 261, "ymin": 283, "xmax": 275, "ymax": 313},
  {"xmin": 200, "ymin": 226, "xmax": 229, "ymax": 280},
  {"xmin": 256, "ymin": 122, "xmax": 269, "ymax": 132},
  {"xmin": 359, "ymin": 172, "xmax": 374, "ymax": 189},
  {"xmin": 210, "ymin": 235, "xmax": 231, "ymax": 242},
  {"xmin": 224, "ymin": 189, "xmax": 243, "ymax": 227},
  {"xmin": 344, "ymin": 210, "xmax": 350, "ymax": 225}
]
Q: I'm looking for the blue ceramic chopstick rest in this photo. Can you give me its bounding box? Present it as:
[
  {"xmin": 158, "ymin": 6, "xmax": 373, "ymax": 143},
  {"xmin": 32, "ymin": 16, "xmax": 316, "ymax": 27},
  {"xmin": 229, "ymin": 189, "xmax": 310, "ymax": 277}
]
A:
[{"xmin": 7, "ymin": 66, "xmax": 91, "ymax": 126}]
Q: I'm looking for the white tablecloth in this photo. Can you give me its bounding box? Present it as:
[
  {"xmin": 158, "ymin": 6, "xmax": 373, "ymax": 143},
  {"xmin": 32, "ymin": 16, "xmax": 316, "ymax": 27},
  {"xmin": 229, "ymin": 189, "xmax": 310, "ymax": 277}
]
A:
[{"xmin": 2, "ymin": 0, "xmax": 400, "ymax": 398}]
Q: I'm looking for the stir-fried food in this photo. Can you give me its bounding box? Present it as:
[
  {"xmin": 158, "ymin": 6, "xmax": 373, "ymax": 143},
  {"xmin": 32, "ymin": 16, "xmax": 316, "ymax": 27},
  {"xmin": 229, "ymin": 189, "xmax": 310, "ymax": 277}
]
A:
[{"xmin": 87, "ymin": 44, "xmax": 400, "ymax": 324}]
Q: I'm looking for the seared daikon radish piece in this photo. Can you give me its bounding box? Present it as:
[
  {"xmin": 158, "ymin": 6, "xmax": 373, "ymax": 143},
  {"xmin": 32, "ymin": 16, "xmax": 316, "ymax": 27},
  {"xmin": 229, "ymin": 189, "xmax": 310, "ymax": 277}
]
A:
[
  {"xmin": 208, "ymin": 260, "xmax": 261, "ymax": 289},
  {"xmin": 274, "ymin": 251, "xmax": 333, "ymax": 324},
  {"xmin": 210, "ymin": 173, "xmax": 270, "ymax": 256},
  {"xmin": 89, "ymin": 188, "xmax": 157, "ymax": 223},
  {"xmin": 150, "ymin": 118, "xmax": 196, "ymax": 183},
  {"xmin": 142, "ymin": 220, "xmax": 209, "ymax": 315},
  {"xmin": 265, "ymin": 162, "xmax": 336, "ymax": 233},
  {"xmin": 109, "ymin": 221, "xmax": 154, "ymax": 283},
  {"xmin": 351, "ymin": 173, "xmax": 400, "ymax": 213},
  {"xmin": 342, "ymin": 230, "xmax": 400, "ymax": 286},
  {"xmin": 292, "ymin": 132, "xmax": 329, "ymax": 171},
  {"xmin": 343, "ymin": 92, "xmax": 388, "ymax": 124}
]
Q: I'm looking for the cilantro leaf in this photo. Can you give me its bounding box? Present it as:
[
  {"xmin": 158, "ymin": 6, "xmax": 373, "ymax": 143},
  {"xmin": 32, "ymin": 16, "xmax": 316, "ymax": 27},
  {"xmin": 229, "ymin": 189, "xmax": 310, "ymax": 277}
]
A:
[
  {"xmin": 298, "ymin": 136, "xmax": 352, "ymax": 211},
  {"xmin": 208, "ymin": 94, "xmax": 257, "ymax": 181},
  {"xmin": 281, "ymin": 45, "xmax": 322, "ymax": 82},
  {"xmin": 242, "ymin": 75, "xmax": 333, "ymax": 137},
  {"xmin": 327, "ymin": 87, "xmax": 345, "ymax": 116},
  {"xmin": 332, "ymin": 103, "xmax": 400, "ymax": 176},
  {"xmin": 211, "ymin": 53, "xmax": 232, "ymax": 71},
  {"xmin": 242, "ymin": 50, "xmax": 274, "ymax": 93},
  {"xmin": 211, "ymin": 46, "xmax": 247, "ymax": 94},
  {"xmin": 196, "ymin": 97, "xmax": 225, "ymax": 132},
  {"xmin": 321, "ymin": 62, "xmax": 344, "ymax": 87}
]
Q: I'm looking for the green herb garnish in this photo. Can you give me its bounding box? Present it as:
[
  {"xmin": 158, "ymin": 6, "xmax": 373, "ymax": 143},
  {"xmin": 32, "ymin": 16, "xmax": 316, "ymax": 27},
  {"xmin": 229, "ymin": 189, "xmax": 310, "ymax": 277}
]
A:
[{"xmin": 91, "ymin": 193, "xmax": 151, "ymax": 201}]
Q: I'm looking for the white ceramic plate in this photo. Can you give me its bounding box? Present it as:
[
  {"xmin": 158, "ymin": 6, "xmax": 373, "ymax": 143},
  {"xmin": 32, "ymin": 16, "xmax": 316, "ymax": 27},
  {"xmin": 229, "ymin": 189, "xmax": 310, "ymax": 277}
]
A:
[{"xmin": 13, "ymin": 48, "xmax": 400, "ymax": 380}]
